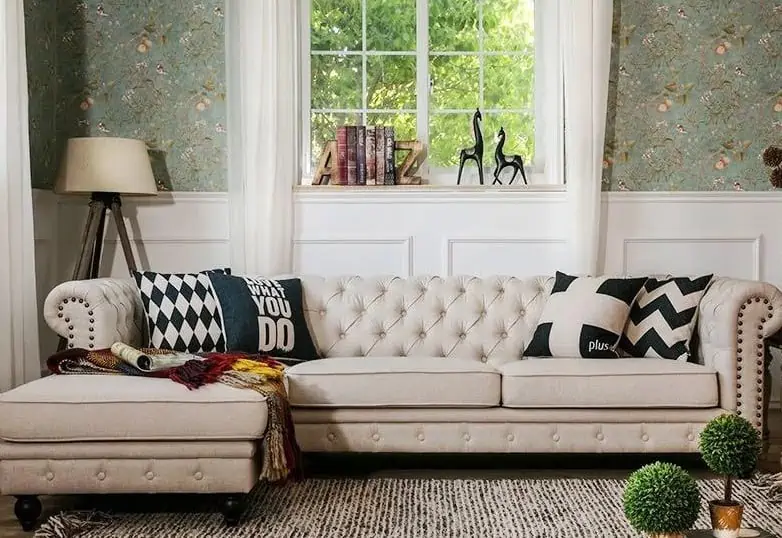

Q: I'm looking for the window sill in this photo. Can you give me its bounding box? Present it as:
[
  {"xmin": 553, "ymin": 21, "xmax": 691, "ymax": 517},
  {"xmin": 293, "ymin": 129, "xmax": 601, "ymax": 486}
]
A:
[{"xmin": 294, "ymin": 184, "xmax": 566, "ymax": 204}]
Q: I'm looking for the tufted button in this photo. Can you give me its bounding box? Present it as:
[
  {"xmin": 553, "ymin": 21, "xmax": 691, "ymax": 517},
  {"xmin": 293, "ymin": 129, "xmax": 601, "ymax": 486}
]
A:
[
  {"xmin": 498, "ymin": 287, "xmax": 505, "ymax": 294},
  {"xmin": 641, "ymin": 434, "xmax": 649, "ymax": 442},
  {"xmin": 552, "ymin": 433, "xmax": 560, "ymax": 442},
  {"xmin": 58, "ymin": 305, "xmax": 63, "ymax": 311},
  {"xmin": 327, "ymin": 432, "xmax": 336, "ymax": 442},
  {"xmin": 379, "ymin": 331, "xmax": 386, "ymax": 339},
  {"xmin": 501, "ymin": 331, "xmax": 508, "ymax": 339},
  {"xmin": 84, "ymin": 302, "xmax": 89, "ymax": 308},
  {"xmin": 194, "ymin": 471, "xmax": 203, "ymax": 481},
  {"xmin": 97, "ymin": 471, "xmax": 106, "ymax": 481},
  {"xmin": 459, "ymin": 333, "xmax": 466, "ymax": 340},
  {"xmin": 480, "ymin": 355, "xmax": 488, "ymax": 363},
  {"xmin": 57, "ymin": 313, "xmax": 63, "ymax": 318},
  {"xmin": 687, "ymin": 433, "xmax": 695, "ymax": 441},
  {"xmin": 440, "ymin": 310, "xmax": 447, "ymax": 317},
  {"xmin": 507, "ymin": 434, "xmax": 515, "ymax": 442},
  {"xmin": 463, "ymin": 433, "xmax": 471, "ymax": 441},
  {"xmin": 458, "ymin": 287, "xmax": 465, "ymax": 294},
  {"xmin": 146, "ymin": 471, "xmax": 155, "ymax": 480},
  {"xmin": 372, "ymin": 433, "xmax": 380, "ymax": 441},
  {"xmin": 45, "ymin": 472, "xmax": 54, "ymax": 481},
  {"xmin": 319, "ymin": 309, "xmax": 326, "ymax": 316},
  {"xmin": 596, "ymin": 433, "xmax": 604, "ymax": 441},
  {"xmin": 479, "ymin": 310, "xmax": 486, "ymax": 318},
  {"xmin": 339, "ymin": 332, "xmax": 345, "ymax": 339},
  {"xmin": 417, "ymin": 433, "xmax": 425, "ymax": 441},
  {"xmin": 419, "ymin": 331, "xmax": 426, "ymax": 339},
  {"xmin": 400, "ymin": 309, "xmax": 407, "ymax": 317}
]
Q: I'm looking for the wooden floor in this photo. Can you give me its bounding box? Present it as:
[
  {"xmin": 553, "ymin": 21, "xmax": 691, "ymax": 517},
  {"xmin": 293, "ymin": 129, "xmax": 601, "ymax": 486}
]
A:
[{"xmin": 1, "ymin": 412, "xmax": 780, "ymax": 537}]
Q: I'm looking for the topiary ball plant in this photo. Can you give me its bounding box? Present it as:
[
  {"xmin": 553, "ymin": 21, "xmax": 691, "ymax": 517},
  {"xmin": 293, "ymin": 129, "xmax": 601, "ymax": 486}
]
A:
[
  {"xmin": 623, "ymin": 462, "xmax": 701, "ymax": 536},
  {"xmin": 699, "ymin": 413, "xmax": 761, "ymax": 502}
]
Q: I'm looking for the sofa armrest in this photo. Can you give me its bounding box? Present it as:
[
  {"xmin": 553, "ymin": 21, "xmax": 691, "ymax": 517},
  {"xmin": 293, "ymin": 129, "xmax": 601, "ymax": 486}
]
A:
[
  {"xmin": 697, "ymin": 277, "xmax": 782, "ymax": 431},
  {"xmin": 43, "ymin": 278, "xmax": 144, "ymax": 350}
]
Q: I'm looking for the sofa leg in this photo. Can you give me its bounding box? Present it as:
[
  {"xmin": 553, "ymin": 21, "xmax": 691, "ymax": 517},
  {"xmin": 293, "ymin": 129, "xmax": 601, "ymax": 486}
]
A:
[
  {"xmin": 221, "ymin": 494, "xmax": 247, "ymax": 527},
  {"xmin": 14, "ymin": 495, "xmax": 42, "ymax": 532}
]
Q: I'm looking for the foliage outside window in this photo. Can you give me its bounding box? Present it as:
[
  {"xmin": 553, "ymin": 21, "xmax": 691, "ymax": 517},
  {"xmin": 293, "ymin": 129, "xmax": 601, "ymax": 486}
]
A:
[{"xmin": 306, "ymin": 0, "xmax": 537, "ymax": 184}]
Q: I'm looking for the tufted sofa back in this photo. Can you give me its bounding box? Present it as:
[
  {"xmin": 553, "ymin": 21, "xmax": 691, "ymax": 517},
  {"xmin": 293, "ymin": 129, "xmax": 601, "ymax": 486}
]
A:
[{"xmin": 299, "ymin": 276, "xmax": 554, "ymax": 367}]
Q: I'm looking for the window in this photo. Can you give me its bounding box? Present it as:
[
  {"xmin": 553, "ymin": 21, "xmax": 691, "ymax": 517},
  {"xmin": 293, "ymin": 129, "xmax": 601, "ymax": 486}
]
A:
[{"xmin": 303, "ymin": 0, "xmax": 560, "ymax": 185}]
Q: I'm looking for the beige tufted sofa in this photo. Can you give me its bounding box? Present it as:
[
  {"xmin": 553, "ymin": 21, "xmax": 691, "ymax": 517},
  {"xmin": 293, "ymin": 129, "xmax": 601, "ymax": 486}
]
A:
[{"xmin": 1, "ymin": 274, "xmax": 781, "ymax": 530}]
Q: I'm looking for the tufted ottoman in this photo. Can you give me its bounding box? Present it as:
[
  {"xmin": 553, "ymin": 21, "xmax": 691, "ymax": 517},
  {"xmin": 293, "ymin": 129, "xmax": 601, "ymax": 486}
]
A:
[{"xmin": 0, "ymin": 374, "xmax": 268, "ymax": 530}]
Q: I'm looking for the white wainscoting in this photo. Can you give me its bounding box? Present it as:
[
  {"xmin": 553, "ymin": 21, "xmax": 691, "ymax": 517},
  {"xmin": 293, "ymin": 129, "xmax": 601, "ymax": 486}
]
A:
[{"xmin": 32, "ymin": 187, "xmax": 782, "ymax": 404}]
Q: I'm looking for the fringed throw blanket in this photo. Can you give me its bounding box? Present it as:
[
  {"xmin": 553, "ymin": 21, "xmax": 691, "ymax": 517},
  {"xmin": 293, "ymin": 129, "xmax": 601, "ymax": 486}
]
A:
[{"xmin": 47, "ymin": 346, "xmax": 302, "ymax": 483}]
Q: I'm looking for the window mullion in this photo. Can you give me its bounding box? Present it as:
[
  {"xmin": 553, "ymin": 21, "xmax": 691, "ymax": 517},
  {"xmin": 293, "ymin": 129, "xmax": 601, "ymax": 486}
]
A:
[
  {"xmin": 416, "ymin": 0, "xmax": 429, "ymax": 176},
  {"xmin": 300, "ymin": 0, "xmax": 312, "ymax": 178},
  {"xmin": 478, "ymin": 0, "xmax": 484, "ymax": 111},
  {"xmin": 361, "ymin": 0, "xmax": 368, "ymax": 124}
]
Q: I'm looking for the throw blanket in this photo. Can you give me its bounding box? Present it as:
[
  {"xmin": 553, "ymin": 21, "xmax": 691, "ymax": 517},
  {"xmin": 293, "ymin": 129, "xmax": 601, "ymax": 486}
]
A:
[{"xmin": 47, "ymin": 347, "xmax": 302, "ymax": 483}]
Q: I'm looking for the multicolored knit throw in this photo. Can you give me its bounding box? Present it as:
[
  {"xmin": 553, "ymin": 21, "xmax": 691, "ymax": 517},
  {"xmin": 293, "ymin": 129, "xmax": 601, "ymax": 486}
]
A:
[{"xmin": 47, "ymin": 347, "xmax": 302, "ymax": 483}]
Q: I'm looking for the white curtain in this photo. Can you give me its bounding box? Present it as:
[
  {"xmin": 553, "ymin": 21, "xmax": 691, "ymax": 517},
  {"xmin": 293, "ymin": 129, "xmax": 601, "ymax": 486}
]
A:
[
  {"xmin": 226, "ymin": 1, "xmax": 300, "ymax": 275},
  {"xmin": 0, "ymin": 0, "xmax": 40, "ymax": 391},
  {"xmin": 562, "ymin": 0, "xmax": 614, "ymax": 275}
]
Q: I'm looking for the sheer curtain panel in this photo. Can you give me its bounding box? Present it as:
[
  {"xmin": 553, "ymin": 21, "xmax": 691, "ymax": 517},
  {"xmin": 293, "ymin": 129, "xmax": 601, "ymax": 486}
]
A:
[
  {"xmin": 0, "ymin": 0, "xmax": 40, "ymax": 391},
  {"xmin": 562, "ymin": 0, "xmax": 614, "ymax": 275},
  {"xmin": 226, "ymin": 1, "xmax": 300, "ymax": 275}
]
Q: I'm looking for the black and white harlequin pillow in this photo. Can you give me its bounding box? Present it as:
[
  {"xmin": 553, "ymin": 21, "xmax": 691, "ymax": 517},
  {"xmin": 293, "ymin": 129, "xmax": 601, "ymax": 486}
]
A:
[
  {"xmin": 620, "ymin": 274, "xmax": 714, "ymax": 361},
  {"xmin": 133, "ymin": 268, "xmax": 230, "ymax": 353},
  {"xmin": 524, "ymin": 272, "xmax": 648, "ymax": 358},
  {"xmin": 207, "ymin": 273, "xmax": 320, "ymax": 363}
]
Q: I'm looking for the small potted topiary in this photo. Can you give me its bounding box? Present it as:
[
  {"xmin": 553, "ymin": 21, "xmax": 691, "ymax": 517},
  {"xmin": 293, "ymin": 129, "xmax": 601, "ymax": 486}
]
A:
[
  {"xmin": 623, "ymin": 461, "xmax": 701, "ymax": 538},
  {"xmin": 699, "ymin": 413, "xmax": 762, "ymax": 538}
]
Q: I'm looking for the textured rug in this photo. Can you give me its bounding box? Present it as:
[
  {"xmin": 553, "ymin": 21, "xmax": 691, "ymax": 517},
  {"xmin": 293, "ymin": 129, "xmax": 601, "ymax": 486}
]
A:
[{"xmin": 35, "ymin": 476, "xmax": 782, "ymax": 538}]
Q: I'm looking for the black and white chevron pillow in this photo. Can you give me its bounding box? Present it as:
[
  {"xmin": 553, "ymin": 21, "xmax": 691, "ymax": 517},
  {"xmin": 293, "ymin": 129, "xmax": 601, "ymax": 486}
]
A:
[
  {"xmin": 524, "ymin": 272, "xmax": 648, "ymax": 358},
  {"xmin": 620, "ymin": 275, "xmax": 714, "ymax": 361}
]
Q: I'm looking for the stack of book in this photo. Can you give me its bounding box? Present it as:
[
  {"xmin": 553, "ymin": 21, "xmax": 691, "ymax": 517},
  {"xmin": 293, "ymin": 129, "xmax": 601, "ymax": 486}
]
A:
[{"xmin": 333, "ymin": 125, "xmax": 396, "ymax": 186}]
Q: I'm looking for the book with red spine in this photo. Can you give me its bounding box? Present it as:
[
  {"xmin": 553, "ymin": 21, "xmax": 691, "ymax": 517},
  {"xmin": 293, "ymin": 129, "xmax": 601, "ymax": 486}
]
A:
[
  {"xmin": 366, "ymin": 127, "xmax": 377, "ymax": 185},
  {"xmin": 335, "ymin": 126, "xmax": 348, "ymax": 185},
  {"xmin": 375, "ymin": 126, "xmax": 385, "ymax": 186},
  {"xmin": 356, "ymin": 125, "xmax": 367, "ymax": 185},
  {"xmin": 346, "ymin": 126, "xmax": 358, "ymax": 185}
]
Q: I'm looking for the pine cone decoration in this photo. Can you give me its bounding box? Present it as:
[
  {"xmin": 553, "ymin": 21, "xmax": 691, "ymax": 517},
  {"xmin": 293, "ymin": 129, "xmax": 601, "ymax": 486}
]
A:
[
  {"xmin": 763, "ymin": 145, "xmax": 782, "ymax": 167},
  {"xmin": 771, "ymin": 167, "xmax": 782, "ymax": 188}
]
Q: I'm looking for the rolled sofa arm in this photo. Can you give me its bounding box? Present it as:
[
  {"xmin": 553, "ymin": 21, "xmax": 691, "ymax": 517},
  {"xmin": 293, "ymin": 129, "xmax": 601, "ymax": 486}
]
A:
[
  {"xmin": 43, "ymin": 278, "xmax": 144, "ymax": 350},
  {"xmin": 697, "ymin": 277, "xmax": 782, "ymax": 431}
]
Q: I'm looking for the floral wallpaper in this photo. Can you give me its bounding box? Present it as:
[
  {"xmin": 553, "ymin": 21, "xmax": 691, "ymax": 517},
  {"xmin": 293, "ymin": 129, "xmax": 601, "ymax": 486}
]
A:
[
  {"xmin": 603, "ymin": 0, "xmax": 782, "ymax": 191},
  {"xmin": 25, "ymin": 0, "xmax": 227, "ymax": 191},
  {"xmin": 25, "ymin": 1, "xmax": 780, "ymax": 191}
]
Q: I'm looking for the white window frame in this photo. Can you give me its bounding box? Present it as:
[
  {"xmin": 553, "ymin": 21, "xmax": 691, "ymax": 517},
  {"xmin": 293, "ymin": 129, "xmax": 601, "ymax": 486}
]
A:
[{"xmin": 300, "ymin": 0, "xmax": 563, "ymax": 186}]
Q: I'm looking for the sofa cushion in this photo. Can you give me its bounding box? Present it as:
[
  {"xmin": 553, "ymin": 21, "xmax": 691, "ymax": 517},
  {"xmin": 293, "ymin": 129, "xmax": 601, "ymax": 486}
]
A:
[
  {"xmin": 0, "ymin": 375, "xmax": 268, "ymax": 442},
  {"xmin": 286, "ymin": 357, "xmax": 501, "ymax": 408},
  {"xmin": 500, "ymin": 358, "xmax": 718, "ymax": 408}
]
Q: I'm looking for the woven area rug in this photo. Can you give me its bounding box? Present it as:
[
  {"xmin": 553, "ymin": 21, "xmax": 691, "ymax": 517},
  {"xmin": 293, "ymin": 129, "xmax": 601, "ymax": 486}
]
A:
[{"xmin": 35, "ymin": 476, "xmax": 782, "ymax": 538}]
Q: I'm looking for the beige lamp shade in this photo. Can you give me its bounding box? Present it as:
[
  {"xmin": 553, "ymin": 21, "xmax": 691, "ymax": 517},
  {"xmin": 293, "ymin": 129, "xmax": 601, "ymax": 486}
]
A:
[{"xmin": 55, "ymin": 137, "xmax": 158, "ymax": 195}]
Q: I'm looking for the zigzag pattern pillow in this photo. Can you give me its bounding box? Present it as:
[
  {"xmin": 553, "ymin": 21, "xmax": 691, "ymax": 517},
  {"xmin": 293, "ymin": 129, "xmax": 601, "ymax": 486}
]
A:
[
  {"xmin": 524, "ymin": 272, "xmax": 648, "ymax": 358},
  {"xmin": 620, "ymin": 274, "xmax": 713, "ymax": 361}
]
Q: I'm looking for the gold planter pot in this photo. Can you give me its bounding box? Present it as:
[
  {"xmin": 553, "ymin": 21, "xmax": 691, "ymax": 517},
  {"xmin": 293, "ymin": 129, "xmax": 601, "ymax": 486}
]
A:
[
  {"xmin": 648, "ymin": 533, "xmax": 686, "ymax": 538},
  {"xmin": 708, "ymin": 500, "xmax": 744, "ymax": 538}
]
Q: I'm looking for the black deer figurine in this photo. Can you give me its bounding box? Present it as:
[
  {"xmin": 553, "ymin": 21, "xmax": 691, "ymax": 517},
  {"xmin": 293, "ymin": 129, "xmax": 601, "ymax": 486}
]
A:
[
  {"xmin": 457, "ymin": 109, "xmax": 484, "ymax": 185},
  {"xmin": 492, "ymin": 127, "xmax": 527, "ymax": 185}
]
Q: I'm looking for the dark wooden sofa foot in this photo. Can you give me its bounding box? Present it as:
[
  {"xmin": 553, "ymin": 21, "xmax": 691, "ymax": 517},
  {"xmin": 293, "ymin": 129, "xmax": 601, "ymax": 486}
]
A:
[
  {"xmin": 14, "ymin": 495, "xmax": 42, "ymax": 532},
  {"xmin": 221, "ymin": 494, "xmax": 247, "ymax": 527}
]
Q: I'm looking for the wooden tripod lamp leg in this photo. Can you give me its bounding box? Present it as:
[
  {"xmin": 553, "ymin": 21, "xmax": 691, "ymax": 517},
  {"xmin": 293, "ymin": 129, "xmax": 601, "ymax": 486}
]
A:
[{"xmin": 110, "ymin": 197, "xmax": 138, "ymax": 275}]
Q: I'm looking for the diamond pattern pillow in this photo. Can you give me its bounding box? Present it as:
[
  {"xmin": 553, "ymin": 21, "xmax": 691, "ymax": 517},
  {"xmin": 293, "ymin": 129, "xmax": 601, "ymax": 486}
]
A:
[
  {"xmin": 524, "ymin": 271, "xmax": 648, "ymax": 358},
  {"xmin": 133, "ymin": 269, "xmax": 229, "ymax": 353},
  {"xmin": 620, "ymin": 274, "xmax": 714, "ymax": 361}
]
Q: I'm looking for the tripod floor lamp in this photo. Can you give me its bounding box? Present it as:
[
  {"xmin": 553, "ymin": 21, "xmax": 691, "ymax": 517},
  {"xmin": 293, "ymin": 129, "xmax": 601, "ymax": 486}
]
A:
[{"xmin": 56, "ymin": 137, "xmax": 158, "ymax": 280}]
